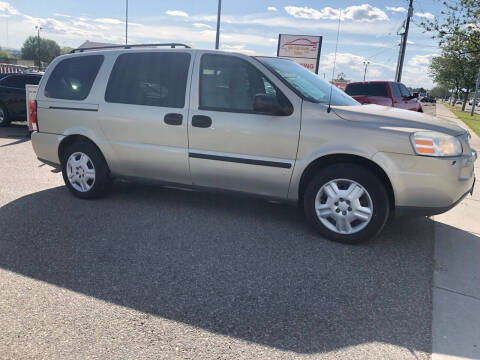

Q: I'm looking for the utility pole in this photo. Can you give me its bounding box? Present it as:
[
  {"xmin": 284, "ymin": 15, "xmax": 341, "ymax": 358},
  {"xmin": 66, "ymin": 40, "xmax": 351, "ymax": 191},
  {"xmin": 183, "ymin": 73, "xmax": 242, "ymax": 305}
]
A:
[
  {"xmin": 125, "ymin": 0, "xmax": 128, "ymax": 45},
  {"xmin": 363, "ymin": 61, "xmax": 370, "ymax": 81},
  {"xmin": 215, "ymin": 0, "xmax": 221, "ymax": 49},
  {"xmin": 471, "ymin": 69, "xmax": 480, "ymax": 116},
  {"xmin": 395, "ymin": 0, "xmax": 413, "ymax": 82},
  {"xmin": 35, "ymin": 25, "xmax": 42, "ymax": 69}
]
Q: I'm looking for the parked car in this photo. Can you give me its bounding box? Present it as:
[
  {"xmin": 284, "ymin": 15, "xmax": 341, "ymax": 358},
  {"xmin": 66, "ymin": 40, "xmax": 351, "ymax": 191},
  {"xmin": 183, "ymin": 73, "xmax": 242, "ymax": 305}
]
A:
[
  {"xmin": 456, "ymin": 99, "xmax": 463, "ymax": 105},
  {"xmin": 30, "ymin": 45, "xmax": 476, "ymax": 244},
  {"xmin": 420, "ymin": 96, "xmax": 436, "ymax": 103},
  {"xmin": 345, "ymin": 81, "xmax": 423, "ymax": 112},
  {"xmin": 0, "ymin": 72, "xmax": 42, "ymax": 126},
  {"xmin": 468, "ymin": 98, "xmax": 479, "ymax": 106}
]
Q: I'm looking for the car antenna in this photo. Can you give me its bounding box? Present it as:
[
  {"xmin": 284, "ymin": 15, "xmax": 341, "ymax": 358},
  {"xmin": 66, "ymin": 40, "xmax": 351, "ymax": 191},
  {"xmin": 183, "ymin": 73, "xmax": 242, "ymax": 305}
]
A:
[{"xmin": 327, "ymin": 9, "xmax": 342, "ymax": 113}]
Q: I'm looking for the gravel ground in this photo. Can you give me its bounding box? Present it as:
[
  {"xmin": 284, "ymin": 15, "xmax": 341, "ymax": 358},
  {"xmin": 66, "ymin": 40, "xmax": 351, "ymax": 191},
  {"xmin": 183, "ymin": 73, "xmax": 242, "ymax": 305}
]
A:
[{"xmin": 0, "ymin": 124, "xmax": 433, "ymax": 359}]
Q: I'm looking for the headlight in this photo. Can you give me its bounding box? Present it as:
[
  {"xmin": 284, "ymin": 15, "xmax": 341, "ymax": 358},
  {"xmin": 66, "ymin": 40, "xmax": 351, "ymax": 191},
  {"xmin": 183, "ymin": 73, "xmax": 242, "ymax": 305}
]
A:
[{"xmin": 411, "ymin": 131, "xmax": 462, "ymax": 157}]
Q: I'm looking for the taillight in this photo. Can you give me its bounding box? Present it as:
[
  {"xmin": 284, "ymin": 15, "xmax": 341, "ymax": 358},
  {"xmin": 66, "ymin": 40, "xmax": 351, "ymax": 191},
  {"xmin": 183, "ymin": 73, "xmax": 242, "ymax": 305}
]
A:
[{"xmin": 29, "ymin": 100, "xmax": 38, "ymax": 131}]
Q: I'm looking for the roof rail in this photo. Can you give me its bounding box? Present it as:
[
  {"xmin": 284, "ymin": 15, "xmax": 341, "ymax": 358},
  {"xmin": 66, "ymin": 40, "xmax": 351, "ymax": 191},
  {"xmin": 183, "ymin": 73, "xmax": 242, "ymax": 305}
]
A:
[{"xmin": 70, "ymin": 43, "xmax": 192, "ymax": 53}]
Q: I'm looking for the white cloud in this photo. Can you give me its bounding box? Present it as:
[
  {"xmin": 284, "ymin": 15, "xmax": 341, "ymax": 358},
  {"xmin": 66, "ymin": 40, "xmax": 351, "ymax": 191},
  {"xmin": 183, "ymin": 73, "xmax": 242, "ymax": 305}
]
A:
[
  {"xmin": 222, "ymin": 44, "xmax": 256, "ymax": 55},
  {"xmin": 165, "ymin": 10, "xmax": 188, "ymax": 17},
  {"xmin": 53, "ymin": 13, "xmax": 72, "ymax": 18},
  {"xmin": 94, "ymin": 18, "xmax": 123, "ymax": 24},
  {"xmin": 284, "ymin": 4, "xmax": 389, "ymax": 22},
  {"xmin": 190, "ymin": 13, "xmax": 396, "ymax": 35},
  {"xmin": 192, "ymin": 23, "xmax": 212, "ymax": 29},
  {"xmin": 0, "ymin": 1, "xmax": 19, "ymax": 15},
  {"xmin": 408, "ymin": 53, "xmax": 436, "ymax": 67},
  {"xmin": 415, "ymin": 12, "xmax": 434, "ymax": 19},
  {"xmin": 267, "ymin": 6, "xmax": 277, "ymax": 12},
  {"xmin": 386, "ymin": 6, "xmax": 406, "ymax": 13}
]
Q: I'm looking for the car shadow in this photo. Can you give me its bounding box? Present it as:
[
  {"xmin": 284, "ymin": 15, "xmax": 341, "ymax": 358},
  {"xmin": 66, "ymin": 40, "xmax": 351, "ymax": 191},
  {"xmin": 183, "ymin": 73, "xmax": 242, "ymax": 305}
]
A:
[
  {"xmin": 0, "ymin": 123, "xmax": 30, "ymax": 141},
  {"xmin": 0, "ymin": 182, "xmax": 435, "ymax": 354}
]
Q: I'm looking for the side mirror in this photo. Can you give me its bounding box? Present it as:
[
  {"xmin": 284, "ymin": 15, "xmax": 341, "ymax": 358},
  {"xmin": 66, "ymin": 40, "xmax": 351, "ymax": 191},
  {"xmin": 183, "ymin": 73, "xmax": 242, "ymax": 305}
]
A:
[
  {"xmin": 253, "ymin": 94, "xmax": 289, "ymax": 115},
  {"xmin": 412, "ymin": 92, "xmax": 419, "ymax": 99}
]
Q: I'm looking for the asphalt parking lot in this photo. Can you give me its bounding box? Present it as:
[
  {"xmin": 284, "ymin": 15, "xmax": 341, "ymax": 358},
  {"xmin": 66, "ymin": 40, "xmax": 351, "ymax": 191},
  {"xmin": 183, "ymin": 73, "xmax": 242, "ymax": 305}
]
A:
[{"xmin": 0, "ymin": 123, "xmax": 436, "ymax": 359}]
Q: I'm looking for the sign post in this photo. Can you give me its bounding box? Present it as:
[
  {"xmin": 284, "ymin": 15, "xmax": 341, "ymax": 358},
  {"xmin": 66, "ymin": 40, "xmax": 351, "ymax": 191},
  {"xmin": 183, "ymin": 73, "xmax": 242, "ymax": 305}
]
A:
[{"xmin": 277, "ymin": 34, "xmax": 322, "ymax": 74}]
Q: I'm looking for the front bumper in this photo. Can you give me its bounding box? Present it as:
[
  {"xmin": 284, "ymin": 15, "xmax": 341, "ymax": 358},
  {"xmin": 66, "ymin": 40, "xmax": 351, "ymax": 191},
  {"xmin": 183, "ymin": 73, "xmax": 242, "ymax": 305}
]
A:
[{"xmin": 373, "ymin": 149, "xmax": 477, "ymax": 216}]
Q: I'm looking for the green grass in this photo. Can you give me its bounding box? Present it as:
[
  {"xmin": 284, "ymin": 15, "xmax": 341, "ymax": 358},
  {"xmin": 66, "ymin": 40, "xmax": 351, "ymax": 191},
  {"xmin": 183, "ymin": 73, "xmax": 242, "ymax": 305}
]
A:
[{"xmin": 445, "ymin": 103, "xmax": 480, "ymax": 137}]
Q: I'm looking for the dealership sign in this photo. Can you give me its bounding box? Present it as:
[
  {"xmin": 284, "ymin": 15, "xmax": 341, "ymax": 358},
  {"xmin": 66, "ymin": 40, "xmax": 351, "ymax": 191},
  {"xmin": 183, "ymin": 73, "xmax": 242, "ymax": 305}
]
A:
[{"xmin": 277, "ymin": 34, "xmax": 323, "ymax": 74}]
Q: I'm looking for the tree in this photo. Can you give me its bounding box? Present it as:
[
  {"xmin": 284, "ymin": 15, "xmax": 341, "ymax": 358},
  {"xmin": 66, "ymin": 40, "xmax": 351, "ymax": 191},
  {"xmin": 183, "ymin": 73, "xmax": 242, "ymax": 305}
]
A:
[
  {"xmin": 429, "ymin": 49, "xmax": 477, "ymax": 109},
  {"xmin": 0, "ymin": 47, "xmax": 10, "ymax": 59},
  {"xmin": 429, "ymin": 85, "xmax": 450, "ymax": 98},
  {"xmin": 21, "ymin": 36, "xmax": 61, "ymax": 65},
  {"xmin": 60, "ymin": 46, "xmax": 74, "ymax": 55},
  {"xmin": 422, "ymin": 0, "xmax": 480, "ymax": 111}
]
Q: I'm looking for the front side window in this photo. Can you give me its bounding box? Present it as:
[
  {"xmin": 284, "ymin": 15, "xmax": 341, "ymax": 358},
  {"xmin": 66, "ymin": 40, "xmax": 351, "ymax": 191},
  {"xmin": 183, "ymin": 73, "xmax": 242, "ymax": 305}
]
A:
[
  {"xmin": 391, "ymin": 83, "xmax": 402, "ymax": 98},
  {"xmin": 105, "ymin": 52, "xmax": 191, "ymax": 108},
  {"xmin": 256, "ymin": 56, "xmax": 359, "ymax": 106},
  {"xmin": 199, "ymin": 54, "xmax": 290, "ymax": 113},
  {"xmin": 45, "ymin": 55, "xmax": 104, "ymax": 100},
  {"xmin": 399, "ymin": 84, "xmax": 411, "ymax": 97}
]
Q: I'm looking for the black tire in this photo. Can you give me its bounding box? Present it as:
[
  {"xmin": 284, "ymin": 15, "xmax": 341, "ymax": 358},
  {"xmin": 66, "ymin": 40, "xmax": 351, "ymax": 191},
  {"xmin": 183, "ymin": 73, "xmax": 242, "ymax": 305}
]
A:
[
  {"xmin": 0, "ymin": 103, "xmax": 10, "ymax": 127},
  {"xmin": 60, "ymin": 140, "xmax": 112, "ymax": 199},
  {"xmin": 303, "ymin": 163, "xmax": 390, "ymax": 244}
]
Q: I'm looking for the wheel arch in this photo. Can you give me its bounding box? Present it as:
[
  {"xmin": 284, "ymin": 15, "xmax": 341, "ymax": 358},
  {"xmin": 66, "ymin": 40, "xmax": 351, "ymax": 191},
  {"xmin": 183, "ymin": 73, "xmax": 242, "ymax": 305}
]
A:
[
  {"xmin": 298, "ymin": 153, "xmax": 395, "ymax": 210},
  {"xmin": 58, "ymin": 134, "xmax": 110, "ymax": 172}
]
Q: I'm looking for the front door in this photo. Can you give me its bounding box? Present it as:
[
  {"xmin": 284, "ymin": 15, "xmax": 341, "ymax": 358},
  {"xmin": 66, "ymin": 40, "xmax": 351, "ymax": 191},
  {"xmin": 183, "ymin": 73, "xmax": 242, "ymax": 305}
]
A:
[
  {"xmin": 187, "ymin": 52, "xmax": 301, "ymax": 199},
  {"xmin": 99, "ymin": 51, "xmax": 193, "ymax": 184}
]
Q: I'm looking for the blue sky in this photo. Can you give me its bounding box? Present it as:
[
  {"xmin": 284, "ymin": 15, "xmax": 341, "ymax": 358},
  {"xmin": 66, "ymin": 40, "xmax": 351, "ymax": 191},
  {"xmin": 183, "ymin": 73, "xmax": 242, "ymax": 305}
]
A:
[{"xmin": 1, "ymin": 0, "xmax": 442, "ymax": 87}]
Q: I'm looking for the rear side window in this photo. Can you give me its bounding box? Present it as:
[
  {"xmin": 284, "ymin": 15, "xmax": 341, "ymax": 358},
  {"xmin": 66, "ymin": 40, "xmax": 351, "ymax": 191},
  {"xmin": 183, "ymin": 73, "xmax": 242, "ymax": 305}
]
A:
[
  {"xmin": 366, "ymin": 83, "xmax": 388, "ymax": 97},
  {"xmin": 105, "ymin": 52, "xmax": 191, "ymax": 108},
  {"xmin": 1, "ymin": 75, "xmax": 26, "ymax": 89},
  {"xmin": 345, "ymin": 83, "xmax": 367, "ymax": 96},
  {"xmin": 45, "ymin": 55, "xmax": 104, "ymax": 100}
]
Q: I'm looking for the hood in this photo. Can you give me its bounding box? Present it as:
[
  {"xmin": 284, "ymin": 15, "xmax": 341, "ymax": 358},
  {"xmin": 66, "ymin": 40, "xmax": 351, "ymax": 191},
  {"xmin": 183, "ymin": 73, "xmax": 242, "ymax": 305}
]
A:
[{"xmin": 331, "ymin": 104, "xmax": 466, "ymax": 136}]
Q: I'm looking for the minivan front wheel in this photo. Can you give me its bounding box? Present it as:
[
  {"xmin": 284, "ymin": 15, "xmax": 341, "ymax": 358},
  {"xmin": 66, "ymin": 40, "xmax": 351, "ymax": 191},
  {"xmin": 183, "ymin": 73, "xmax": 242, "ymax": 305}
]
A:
[
  {"xmin": 304, "ymin": 164, "xmax": 389, "ymax": 244},
  {"xmin": 61, "ymin": 140, "xmax": 111, "ymax": 199}
]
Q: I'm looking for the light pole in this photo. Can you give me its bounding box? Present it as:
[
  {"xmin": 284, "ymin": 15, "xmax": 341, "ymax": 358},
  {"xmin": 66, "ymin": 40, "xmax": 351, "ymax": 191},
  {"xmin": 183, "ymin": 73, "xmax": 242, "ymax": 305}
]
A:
[
  {"xmin": 395, "ymin": 0, "xmax": 413, "ymax": 82},
  {"xmin": 125, "ymin": 0, "xmax": 128, "ymax": 45},
  {"xmin": 35, "ymin": 25, "xmax": 42, "ymax": 69},
  {"xmin": 215, "ymin": 0, "xmax": 221, "ymax": 49},
  {"xmin": 363, "ymin": 61, "xmax": 370, "ymax": 81}
]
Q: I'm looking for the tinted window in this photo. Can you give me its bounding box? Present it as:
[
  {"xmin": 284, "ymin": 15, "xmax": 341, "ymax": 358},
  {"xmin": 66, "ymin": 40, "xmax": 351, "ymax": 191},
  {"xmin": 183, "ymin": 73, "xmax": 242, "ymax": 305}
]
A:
[
  {"xmin": 105, "ymin": 52, "xmax": 190, "ymax": 108},
  {"xmin": 366, "ymin": 83, "xmax": 388, "ymax": 97},
  {"xmin": 345, "ymin": 83, "xmax": 367, "ymax": 96},
  {"xmin": 45, "ymin": 55, "xmax": 104, "ymax": 100},
  {"xmin": 26, "ymin": 76, "xmax": 41, "ymax": 85},
  {"xmin": 200, "ymin": 54, "xmax": 290, "ymax": 112},
  {"xmin": 1, "ymin": 75, "xmax": 26, "ymax": 89},
  {"xmin": 399, "ymin": 84, "xmax": 411, "ymax": 97},
  {"xmin": 391, "ymin": 83, "xmax": 401, "ymax": 97}
]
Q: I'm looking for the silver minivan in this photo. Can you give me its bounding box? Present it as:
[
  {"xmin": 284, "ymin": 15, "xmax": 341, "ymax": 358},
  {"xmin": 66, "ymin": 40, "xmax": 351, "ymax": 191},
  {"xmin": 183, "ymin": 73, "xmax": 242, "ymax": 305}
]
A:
[{"xmin": 31, "ymin": 44, "xmax": 476, "ymax": 244}]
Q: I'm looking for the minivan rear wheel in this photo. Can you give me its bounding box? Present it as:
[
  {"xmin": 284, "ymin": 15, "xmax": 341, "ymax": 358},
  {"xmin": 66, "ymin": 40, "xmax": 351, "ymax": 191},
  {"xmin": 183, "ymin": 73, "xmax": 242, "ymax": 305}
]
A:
[
  {"xmin": 61, "ymin": 140, "xmax": 111, "ymax": 199},
  {"xmin": 303, "ymin": 164, "xmax": 389, "ymax": 244}
]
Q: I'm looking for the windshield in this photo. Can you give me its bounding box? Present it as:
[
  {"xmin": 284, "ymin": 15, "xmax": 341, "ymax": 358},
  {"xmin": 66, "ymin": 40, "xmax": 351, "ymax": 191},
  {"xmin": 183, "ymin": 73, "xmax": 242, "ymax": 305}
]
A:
[{"xmin": 256, "ymin": 57, "xmax": 359, "ymax": 106}]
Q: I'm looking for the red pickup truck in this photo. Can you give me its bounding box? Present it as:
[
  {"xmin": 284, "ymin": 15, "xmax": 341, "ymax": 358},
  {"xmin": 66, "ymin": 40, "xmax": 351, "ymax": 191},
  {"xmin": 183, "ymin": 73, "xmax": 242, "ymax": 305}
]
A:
[{"xmin": 345, "ymin": 81, "xmax": 423, "ymax": 112}]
